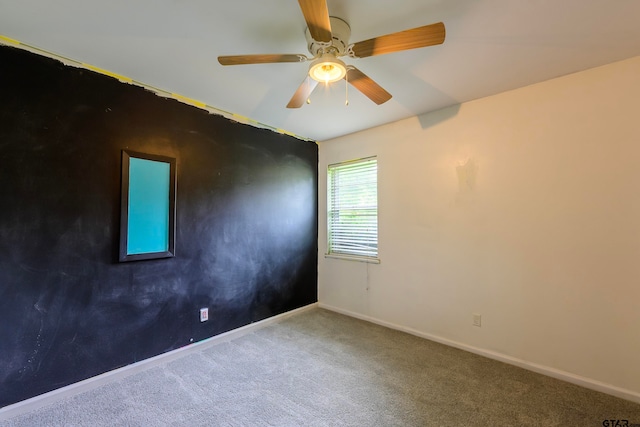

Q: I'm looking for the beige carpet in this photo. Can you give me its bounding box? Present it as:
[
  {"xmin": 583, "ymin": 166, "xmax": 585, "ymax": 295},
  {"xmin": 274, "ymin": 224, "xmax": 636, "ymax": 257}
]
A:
[{"xmin": 5, "ymin": 308, "xmax": 640, "ymax": 426}]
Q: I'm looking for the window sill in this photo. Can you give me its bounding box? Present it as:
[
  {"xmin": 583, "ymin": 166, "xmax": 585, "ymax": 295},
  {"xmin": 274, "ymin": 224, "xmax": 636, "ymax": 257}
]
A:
[{"xmin": 324, "ymin": 253, "xmax": 380, "ymax": 264}]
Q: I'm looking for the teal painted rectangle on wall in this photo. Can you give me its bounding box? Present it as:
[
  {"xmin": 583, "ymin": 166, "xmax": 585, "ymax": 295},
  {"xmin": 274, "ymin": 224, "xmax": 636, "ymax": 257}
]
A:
[
  {"xmin": 127, "ymin": 157, "xmax": 170, "ymax": 254},
  {"xmin": 119, "ymin": 150, "xmax": 176, "ymax": 262}
]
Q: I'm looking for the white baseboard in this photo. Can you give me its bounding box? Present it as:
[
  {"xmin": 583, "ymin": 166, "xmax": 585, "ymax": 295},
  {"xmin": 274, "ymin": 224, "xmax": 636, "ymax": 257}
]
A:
[
  {"xmin": 318, "ymin": 303, "xmax": 640, "ymax": 405},
  {"xmin": 0, "ymin": 303, "xmax": 318, "ymax": 421}
]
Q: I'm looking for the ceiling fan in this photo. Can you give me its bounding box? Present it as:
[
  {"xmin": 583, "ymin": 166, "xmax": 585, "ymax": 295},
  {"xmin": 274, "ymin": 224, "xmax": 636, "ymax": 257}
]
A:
[{"xmin": 217, "ymin": 0, "xmax": 445, "ymax": 108}]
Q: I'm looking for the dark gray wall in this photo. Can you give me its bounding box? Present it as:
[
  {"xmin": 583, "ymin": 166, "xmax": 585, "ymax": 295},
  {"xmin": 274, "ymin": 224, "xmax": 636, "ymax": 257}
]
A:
[{"xmin": 0, "ymin": 46, "xmax": 318, "ymax": 407}]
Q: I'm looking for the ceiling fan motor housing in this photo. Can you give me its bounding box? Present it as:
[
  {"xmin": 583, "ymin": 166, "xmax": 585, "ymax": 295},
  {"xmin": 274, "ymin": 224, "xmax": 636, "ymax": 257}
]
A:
[{"xmin": 305, "ymin": 16, "xmax": 351, "ymax": 57}]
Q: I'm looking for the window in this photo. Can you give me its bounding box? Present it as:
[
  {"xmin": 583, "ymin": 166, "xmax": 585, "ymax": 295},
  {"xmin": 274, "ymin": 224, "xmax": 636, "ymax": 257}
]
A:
[{"xmin": 327, "ymin": 157, "xmax": 378, "ymax": 262}]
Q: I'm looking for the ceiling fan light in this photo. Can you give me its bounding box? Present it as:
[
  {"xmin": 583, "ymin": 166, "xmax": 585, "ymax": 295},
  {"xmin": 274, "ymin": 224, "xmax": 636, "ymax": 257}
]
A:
[{"xmin": 309, "ymin": 54, "xmax": 347, "ymax": 83}]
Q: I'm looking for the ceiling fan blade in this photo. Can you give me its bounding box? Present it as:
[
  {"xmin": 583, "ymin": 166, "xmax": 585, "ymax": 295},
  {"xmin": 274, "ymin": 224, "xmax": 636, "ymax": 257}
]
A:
[
  {"xmin": 218, "ymin": 54, "xmax": 307, "ymax": 66},
  {"xmin": 345, "ymin": 67, "xmax": 392, "ymax": 105},
  {"xmin": 287, "ymin": 76, "xmax": 319, "ymax": 108},
  {"xmin": 350, "ymin": 22, "xmax": 445, "ymax": 58},
  {"xmin": 298, "ymin": 0, "xmax": 332, "ymax": 43}
]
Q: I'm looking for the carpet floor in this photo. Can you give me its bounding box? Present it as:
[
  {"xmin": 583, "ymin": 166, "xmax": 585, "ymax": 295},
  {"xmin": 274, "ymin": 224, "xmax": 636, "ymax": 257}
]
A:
[{"xmin": 4, "ymin": 308, "xmax": 640, "ymax": 426}]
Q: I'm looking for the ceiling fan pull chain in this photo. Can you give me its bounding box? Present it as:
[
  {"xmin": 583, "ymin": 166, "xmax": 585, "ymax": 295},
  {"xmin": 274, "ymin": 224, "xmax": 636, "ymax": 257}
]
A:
[{"xmin": 307, "ymin": 77, "xmax": 312, "ymax": 104}]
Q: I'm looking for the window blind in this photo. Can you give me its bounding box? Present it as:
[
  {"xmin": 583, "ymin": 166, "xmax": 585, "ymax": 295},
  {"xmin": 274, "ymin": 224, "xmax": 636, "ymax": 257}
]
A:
[{"xmin": 327, "ymin": 157, "xmax": 378, "ymax": 259}]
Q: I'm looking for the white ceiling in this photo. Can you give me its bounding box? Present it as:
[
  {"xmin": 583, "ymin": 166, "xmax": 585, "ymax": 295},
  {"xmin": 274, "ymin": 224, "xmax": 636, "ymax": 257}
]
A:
[{"xmin": 1, "ymin": 0, "xmax": 639, "ymax": 141}]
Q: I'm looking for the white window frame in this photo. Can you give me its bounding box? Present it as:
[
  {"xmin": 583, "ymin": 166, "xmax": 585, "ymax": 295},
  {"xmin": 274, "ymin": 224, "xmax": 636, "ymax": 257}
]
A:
[{"xmin": 326, "ymin": 156, "xmax": 379, "ymax": 263}]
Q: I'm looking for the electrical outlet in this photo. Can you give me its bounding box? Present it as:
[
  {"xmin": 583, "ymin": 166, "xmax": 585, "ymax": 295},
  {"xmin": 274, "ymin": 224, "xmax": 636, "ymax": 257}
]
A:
[
  {"xmin": 473, "ymin": 313, "xmax": 482, "ymax": 327},
  {"xmin": 200, "ymin": 308, "xmax": 209, "ymax": 322}
]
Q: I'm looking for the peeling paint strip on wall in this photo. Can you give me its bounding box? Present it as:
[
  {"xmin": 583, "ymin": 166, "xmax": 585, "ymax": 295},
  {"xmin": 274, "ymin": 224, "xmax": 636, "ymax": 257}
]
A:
[
  {"xmin": 82, "ymin": 64, "xmax": 133, "ymax": 83},
  {"xmin": 0, "ymin": 35, "xmax": 20, "ymax": 45},
  {"xmin": 0, "ymin": 35, "xmax": 314, "ymax": 143},
  {"xmin": 171, "ymin": 93, "xmax": 207, "ymax": 109}
]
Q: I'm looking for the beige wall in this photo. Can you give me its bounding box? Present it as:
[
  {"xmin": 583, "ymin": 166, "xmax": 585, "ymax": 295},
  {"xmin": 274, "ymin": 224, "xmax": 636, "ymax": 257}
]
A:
[{"xmin": 318, "ymin": 56, "xmax": 640, "ymax": 401}]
